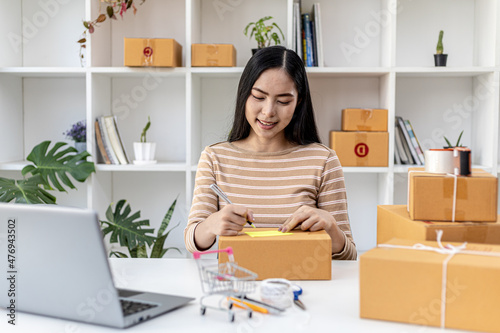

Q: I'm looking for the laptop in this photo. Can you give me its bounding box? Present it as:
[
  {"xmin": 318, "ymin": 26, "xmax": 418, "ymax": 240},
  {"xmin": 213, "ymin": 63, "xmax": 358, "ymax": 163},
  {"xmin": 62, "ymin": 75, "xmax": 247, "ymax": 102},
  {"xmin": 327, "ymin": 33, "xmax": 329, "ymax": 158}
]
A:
[{"xmin": 0, "ymin": 203, "xmax": 194, "ymax": 328}]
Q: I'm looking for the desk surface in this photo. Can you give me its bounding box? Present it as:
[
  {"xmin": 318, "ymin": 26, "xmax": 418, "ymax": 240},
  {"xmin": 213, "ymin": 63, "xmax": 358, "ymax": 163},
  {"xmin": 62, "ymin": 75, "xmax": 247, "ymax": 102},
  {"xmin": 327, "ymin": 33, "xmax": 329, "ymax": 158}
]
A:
[{"xmin": 1, "ymin": 259, "xmax": 468, "ymax": 333}]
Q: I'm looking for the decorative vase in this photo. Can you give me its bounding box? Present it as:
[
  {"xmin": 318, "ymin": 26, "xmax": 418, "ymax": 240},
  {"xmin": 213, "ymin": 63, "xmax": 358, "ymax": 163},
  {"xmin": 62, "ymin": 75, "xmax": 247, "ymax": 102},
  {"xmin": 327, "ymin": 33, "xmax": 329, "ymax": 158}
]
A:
[
  {"xmin": 133, "ymin": 142, "xmax": 157, "ymax": 165},
  {"xmin": 75, "ymin": 142, "xmax": 87, "ymax": 154},
  {"xmin": 434, "ymin": 54, "xmax": 448, "ymax": 67}
]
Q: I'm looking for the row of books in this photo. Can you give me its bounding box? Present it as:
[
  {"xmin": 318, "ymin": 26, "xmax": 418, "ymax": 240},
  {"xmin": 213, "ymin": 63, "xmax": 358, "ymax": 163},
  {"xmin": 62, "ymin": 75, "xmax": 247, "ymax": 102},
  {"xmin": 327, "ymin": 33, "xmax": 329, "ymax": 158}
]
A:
[
  {"xmin": 95, "ymin": 116, "xmax": 130, "ymax": 165},
  {"xmin": 394, "ymin": 116, "xmax": 425, "ymax": 165},
  {"xmin": 292, "ymin": 1, "xmax": 324, "ymax": 67}
]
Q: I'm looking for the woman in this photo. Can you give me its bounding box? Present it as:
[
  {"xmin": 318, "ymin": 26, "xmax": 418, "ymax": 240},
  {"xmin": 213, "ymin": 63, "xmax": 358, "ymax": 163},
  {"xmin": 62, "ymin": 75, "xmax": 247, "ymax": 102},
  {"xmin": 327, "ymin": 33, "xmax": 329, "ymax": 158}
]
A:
[{"xmin": 184, "ymin": 46, "xmax": 356, "ymax": 260}]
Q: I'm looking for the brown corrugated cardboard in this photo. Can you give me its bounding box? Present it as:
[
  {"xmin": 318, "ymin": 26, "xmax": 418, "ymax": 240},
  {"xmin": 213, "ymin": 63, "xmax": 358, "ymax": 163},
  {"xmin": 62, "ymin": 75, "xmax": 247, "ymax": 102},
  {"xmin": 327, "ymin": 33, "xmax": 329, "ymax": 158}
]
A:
[
  {"xmin": 408, "ymin": 168, "xmax": 498, "ymax": 222},
  {"xmin": 360, "ymin": 238, "xmax": 500, "ymax": 332},
  {"xmin": 377, "ymin": 205, "xmax": 500, "ymax": 245},
  {"xmin": 124, "ymin": 38, "xmax": 182, "ymax": 67},
  {"xmin": 341, "ymin": 108, "xmax": 388, "ymax": 132},
  {"xmin": 218, "ymin": 228, "xmax": 331, "ymax": 280},
  {"xmin": 191, "ymin": 44, "xmax": 236, "ymax": 67},
  {"xmin": 329, "ymin": 131, "xmax": 388, "ymax": 167}
]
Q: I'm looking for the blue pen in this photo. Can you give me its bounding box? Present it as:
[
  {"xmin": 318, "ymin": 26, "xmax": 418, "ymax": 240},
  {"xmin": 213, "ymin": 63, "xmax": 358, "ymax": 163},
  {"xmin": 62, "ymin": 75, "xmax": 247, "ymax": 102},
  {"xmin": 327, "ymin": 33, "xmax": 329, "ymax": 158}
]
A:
[{"xmin": 210, "ymin": 184, "xmax": 256, "ymax": 228}]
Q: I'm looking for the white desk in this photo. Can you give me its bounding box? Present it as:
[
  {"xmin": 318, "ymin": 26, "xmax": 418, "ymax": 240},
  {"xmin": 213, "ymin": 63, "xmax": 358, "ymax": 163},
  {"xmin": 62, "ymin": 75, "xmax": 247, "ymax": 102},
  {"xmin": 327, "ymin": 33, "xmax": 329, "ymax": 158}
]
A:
[{"xmin": 1, "ymin": 259, "xmax": 469, "ymax": 333}]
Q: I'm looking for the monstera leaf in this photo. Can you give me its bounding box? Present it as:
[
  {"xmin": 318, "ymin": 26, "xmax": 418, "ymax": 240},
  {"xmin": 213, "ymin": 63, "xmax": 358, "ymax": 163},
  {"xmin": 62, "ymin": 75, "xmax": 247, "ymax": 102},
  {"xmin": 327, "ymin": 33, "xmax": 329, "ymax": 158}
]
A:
[
  {"xmin": 0, "ymin": 175, "xmax": 56, "ymax": 204},
  {"xmin": 22, "ymin": 141, "xmax": 95, "ymax": 192},
  {"xmin": 101, "ymin": 200, "xmax": 156, "ymax": 254}
]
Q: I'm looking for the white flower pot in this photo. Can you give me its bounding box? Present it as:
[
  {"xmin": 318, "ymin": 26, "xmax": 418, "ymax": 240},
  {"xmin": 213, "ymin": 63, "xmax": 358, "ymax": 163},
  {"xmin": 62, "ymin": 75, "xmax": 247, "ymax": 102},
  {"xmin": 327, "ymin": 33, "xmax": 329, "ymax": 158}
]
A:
[{"xmin": 133, "ymin": 142, "xmax": 157, "ymax": 165}]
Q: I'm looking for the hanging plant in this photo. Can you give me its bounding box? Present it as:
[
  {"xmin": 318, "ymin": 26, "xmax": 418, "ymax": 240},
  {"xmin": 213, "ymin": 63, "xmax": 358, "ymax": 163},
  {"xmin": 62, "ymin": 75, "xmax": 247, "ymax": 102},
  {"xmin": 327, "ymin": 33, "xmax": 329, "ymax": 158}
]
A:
[{"xmin": 77, "ymin": 0, "xmax": 148, "ymax": 66}]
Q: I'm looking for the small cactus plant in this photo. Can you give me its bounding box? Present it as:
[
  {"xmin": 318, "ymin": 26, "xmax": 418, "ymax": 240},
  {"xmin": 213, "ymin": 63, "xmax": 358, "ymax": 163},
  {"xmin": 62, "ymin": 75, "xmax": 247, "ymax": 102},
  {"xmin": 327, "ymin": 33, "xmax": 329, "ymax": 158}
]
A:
[{"xmin": 436, "ymin": 30, "xmax": 444, "ymax": 54}]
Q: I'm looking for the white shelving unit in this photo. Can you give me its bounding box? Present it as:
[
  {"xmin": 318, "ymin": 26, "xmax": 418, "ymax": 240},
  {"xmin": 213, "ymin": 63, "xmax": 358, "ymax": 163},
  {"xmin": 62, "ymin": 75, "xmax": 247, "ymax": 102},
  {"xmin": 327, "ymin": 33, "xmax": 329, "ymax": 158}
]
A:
[{"xmin": 1, "ymin": 0, "xmax": 499, "ymax": 253}]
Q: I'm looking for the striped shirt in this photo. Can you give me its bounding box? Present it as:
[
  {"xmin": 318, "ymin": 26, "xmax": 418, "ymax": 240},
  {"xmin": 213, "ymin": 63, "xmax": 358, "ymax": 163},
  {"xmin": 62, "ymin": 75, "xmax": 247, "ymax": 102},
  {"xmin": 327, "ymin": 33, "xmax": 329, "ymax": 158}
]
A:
[{"xmin": 184, "ymin": 141, "xmax": 357, "ymax": 260}]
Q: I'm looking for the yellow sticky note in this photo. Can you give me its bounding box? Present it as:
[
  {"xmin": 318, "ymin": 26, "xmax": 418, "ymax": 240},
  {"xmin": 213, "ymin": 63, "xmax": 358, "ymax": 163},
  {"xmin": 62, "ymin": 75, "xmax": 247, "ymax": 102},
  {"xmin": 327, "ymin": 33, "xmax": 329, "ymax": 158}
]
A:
[{"xmin": 245, "ymin": 230, "xmax": 293, "ymax": 237}]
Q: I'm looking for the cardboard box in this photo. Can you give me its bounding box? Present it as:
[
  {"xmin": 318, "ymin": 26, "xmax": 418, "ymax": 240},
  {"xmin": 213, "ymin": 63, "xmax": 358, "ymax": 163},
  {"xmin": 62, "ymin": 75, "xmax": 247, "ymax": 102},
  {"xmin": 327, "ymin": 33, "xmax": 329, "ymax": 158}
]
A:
[
  {"xmin": 218, "ymin": 228, "xmax": 331, "ymax": 280},
  {"xmin": 124, "ymin": 38, "xmax": 182, "ymax": 67},
  {"xmin": 360, "ymin": 238, "xmax": 500, "ymax": 332},
  {"xmin": 377, "ymin": 205, "xmax": 500, "ymax": 245},
  {"xmin": 191, "ymin": 44, "xmax": 236, "ymax": 67},
  {"xmin": 408, "ymin": 168, "xmax": 498, "ymax": 222},
  {"xmin": 341, "ymin": 108, "xmax": 388, "ymax": 132},
  {"xmin": 329, "ymin": 131, "xmax": 388, "ymax": 167}
]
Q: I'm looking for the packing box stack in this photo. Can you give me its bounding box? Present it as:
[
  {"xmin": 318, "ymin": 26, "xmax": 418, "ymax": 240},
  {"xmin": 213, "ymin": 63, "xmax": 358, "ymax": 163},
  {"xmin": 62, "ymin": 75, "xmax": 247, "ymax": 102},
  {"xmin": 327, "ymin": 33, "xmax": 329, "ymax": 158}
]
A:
[
  {"xmin": 360, "ymin": 238, "xmax": 500, "ymax": 332},
  {"xmin": 218, "ymin": 228, "xmax": 331, "ymax": 280},
  {"xmin": 124, "ymin": 38, "xmax": 182, "ymax": 67},
  {"xmin": 191, "ymin": 44, "xmax": 236, "ymax": 67},
  {"xmin": 330, "ymin": 108, "xmax": 388, "ymax": 167}
]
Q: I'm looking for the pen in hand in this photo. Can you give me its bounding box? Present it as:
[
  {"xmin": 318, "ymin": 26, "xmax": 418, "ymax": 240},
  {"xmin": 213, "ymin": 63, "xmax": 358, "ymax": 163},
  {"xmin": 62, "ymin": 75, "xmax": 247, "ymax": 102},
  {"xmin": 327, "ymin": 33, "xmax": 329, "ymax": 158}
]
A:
[{"xmin": 209, "ymin": 184, "xmax": 256, "ymax": 228}]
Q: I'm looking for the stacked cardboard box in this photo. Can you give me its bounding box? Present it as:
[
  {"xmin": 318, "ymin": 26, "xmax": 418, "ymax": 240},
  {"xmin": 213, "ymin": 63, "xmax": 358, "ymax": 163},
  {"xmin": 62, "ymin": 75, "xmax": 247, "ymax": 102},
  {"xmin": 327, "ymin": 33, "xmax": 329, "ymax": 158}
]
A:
[
  {"xmin": 329, "ymin": 108, "xmax": 388, "ymax": 167},
  {"xmin": 191, "ymin": 44, "xmax": 236, "ymax": 67},
  {"xmin": 360, "ymin": 167, "xmax": 499, "ymax": 332},
  {"xmin": 124, "ymin": 38, "xmax": 182, "ymax": 67}
]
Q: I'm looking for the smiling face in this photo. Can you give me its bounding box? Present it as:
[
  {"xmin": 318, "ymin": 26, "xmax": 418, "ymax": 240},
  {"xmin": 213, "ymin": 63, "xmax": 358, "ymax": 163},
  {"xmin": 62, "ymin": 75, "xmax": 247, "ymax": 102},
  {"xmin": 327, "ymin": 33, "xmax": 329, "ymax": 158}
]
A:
[{"xmin": 242, "ymin": 68, "xmax": 299, "ymax": 152}]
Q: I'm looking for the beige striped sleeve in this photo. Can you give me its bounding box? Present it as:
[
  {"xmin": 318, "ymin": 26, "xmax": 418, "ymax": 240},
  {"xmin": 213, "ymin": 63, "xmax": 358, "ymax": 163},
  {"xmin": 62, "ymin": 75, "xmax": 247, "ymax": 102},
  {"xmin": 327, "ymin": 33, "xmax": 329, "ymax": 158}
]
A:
[
  {"xmin": 318, "ymin": 149, "xmax": 357, "ymax": 260},
  {"xmin": 184, "ymin": 148, "xmax": 218, "ymax": 253}
]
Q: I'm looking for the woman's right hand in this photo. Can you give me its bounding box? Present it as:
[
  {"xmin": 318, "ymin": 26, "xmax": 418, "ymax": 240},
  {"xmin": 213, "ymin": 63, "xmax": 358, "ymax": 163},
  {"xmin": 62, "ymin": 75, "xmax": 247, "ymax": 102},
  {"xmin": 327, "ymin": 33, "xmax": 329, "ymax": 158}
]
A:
[
  {"xmin": 194, "ymin": 204, "xmax": 254, "ymax": 250},
  {"xmin": 206, "ymin": 204, "xmax": 254, "ymax": 236}
]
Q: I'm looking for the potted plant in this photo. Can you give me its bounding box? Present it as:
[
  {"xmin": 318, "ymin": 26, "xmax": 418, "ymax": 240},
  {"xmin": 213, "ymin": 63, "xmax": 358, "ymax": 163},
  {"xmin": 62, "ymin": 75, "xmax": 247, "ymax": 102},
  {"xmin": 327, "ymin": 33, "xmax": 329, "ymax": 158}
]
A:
[
  {"xmin": 244, "ymin": 16, "xmax": 285, "ymax": 55},
  {"xmin": 443, "ymin": 130, "xmax": 464, "ymax": 148},
  {"xmin": 133, "ymin": 116, "xmax": 156, "ymax": 165},
  {"xmin": 434, "ymin": 30, "xmax": 448, "ymax": 67},
  {"xmin": 64, "ymin": 120, "xmax": 87, "ymax": 154}
]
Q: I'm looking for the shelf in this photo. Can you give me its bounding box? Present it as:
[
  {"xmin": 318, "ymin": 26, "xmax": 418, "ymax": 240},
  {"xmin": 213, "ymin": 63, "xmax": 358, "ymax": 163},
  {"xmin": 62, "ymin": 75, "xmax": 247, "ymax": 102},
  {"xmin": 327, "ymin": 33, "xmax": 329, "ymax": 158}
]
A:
[
  {"xmin": 95, "ymin": 162, "xmax": 186, "ymax": 172},
  {"xmin": 90, "ymin": 67, "xmax": 187, "ymax": 77},
  {"xmin": 0, "ymin": 161, "xmax": 28, "ymax": 171},
  {"xmin": 394, "ymin": 164, "xmax": 493, "ymax": 174},
  {"xmin": 305, "ymin": 67, "xmax": 390, "ymax": 77},
  {"xmin": 0, "ymin": 67, "xmax": 86, "ymax": 77},
  {"xmin": 395, "ymin": 67, "xmax": 497, "ymax": 77},
  {"xmin": 342, "ymin": 167, "xmax": 389, "ymax": 174}
]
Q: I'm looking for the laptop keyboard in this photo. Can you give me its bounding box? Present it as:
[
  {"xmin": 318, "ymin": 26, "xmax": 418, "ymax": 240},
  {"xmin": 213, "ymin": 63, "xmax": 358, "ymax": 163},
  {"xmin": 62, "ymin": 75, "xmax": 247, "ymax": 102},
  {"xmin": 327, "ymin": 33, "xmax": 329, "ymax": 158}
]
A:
[{"xmin": 120, "ymin": 299, "xmax": 158, "ymax": 316}]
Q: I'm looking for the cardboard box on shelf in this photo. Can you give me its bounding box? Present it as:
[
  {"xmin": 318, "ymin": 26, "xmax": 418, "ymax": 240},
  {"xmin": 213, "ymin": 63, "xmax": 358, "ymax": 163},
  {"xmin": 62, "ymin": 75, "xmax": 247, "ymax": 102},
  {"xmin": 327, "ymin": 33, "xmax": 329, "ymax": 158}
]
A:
[
  {"xmin": 341, "ymin": 108, "xmax": 388, "ymax": 132},
  {"xmin": 408, "ymin": 168, "xmax": 498, "ymax": 222},
  {"xmin": 218, "ymin": 228, "xmax": 331, "ymax": 280},
  {"xmin": 124, "ymin": 38, "xmax": 182, "ymax": 67},
  {"xmin": 329, "ymin": 131, "xmax": 388, "ymax": 167},
  {"xmin": 360, "ymin": 238, "xmax": 500, "ymax": 333},
  {"xmin": 191, "ymin": 44, "xmax": 236, "ymax": 67},
  {"xmin": 377, "ymin": 205, "xmax": 500, "ymax": 245}
]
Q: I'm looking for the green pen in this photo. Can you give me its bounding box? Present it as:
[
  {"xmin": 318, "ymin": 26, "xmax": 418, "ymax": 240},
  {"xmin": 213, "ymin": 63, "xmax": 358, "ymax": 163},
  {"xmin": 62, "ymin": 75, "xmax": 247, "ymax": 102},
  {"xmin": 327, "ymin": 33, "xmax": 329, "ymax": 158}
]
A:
[{"xmin": 210, "ymin": 184, "xmax": 256, "ymax": 228}]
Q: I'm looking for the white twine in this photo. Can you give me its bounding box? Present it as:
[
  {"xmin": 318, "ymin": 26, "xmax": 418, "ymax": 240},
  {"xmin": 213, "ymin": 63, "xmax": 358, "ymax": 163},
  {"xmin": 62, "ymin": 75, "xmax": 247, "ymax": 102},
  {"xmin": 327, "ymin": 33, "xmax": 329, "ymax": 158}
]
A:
[
  {"xmin": 379, "ymin": 230, "xmax": 500, "ymax": 328},
  {"xmin": 260, "ymin": 278, "xmax": 294, "ymax": 309},
  {"xmin": 407, "ymin": 170, "xmax": 459, "ymax": 222}
]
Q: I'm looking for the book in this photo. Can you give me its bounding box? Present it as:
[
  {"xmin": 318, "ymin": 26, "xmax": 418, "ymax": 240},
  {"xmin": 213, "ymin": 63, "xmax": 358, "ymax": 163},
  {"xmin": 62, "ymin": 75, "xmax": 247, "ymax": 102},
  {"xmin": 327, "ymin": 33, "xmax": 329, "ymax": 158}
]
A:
[
  {"xmin": 94, "ymin": 119, "xmax": 111, "ymax": 164},
  {"xmin": 398, "ymin": 123, "xmax": 415, "ymax": 164},
  {"xmin": 403, "ymin": 119, "xmax": 425, "ymax": 164},
  {"xmin": 103, "ymin": 116, "xmax": 128, "ymax": 165},
  {"xmin": 396, "ymin": 116, "xmax": 420, "ymax": 165},
  {"xmin": 294, "ymin": 2, "xmax": 303, "ymax": 60},
  {"xmin": 113, "ymin": 116, "xmax": 130, "ymax": 164},
  {"xmin": 394, "ymin": 125, "xmax": 408, "ymax": 164},
  {"xmin": 311, "ymin": 3, "xmax": 324, "ymax": 67},
  {"xmin": 97, "ymin": 116, "xmax": 119, "ymax": 164},
  {"xmin": 302, "ymin": 13, "xmax": 314, "ymax": 67}
]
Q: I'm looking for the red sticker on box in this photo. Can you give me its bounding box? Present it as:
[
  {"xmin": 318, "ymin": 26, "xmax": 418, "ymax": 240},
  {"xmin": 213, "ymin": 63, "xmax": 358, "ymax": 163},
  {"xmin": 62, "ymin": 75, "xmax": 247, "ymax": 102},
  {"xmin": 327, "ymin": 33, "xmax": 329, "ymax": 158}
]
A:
[
  {"xmin": 355, "ymin": 143, "xmax": 369, "ymax": 157},
  {"xmin": 144, "ymin": 47, "xmax": 153, "ymax": 57}
]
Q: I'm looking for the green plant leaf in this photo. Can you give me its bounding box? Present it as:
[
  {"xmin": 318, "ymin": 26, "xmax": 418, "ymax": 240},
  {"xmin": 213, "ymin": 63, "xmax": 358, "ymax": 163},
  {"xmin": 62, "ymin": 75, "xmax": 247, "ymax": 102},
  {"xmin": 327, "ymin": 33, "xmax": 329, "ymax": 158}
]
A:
[
  {"xmin": 456, "ymin": 130, "xmax": 464, "ymax": 147},
  {"xmin": 107, "ymin": 5, "xmax": 114, "ymax": 18},
  {"xmin": 100, "ymin": 200, "xmax": 155, "ymax": 250},
  {"xmin": 0, "ymin": 175, "xmax": 56, "ymax": 204},
  {"xmin": 135, "ymin": 244, "xmax": 148, "ymax": 258},
  {"xmin": 110, "ymin": 251, "xmax": 129, "ymax": 258},
  {"xmin": 157, "ymin": 198, "xmax": 177, "ymax": 236},
  {"xmin": 443, "ymin": 136, "xmax": 452, "ymax": 147},
  {"xmin": 151, "ymin": 222, "xmax": 180, "ymax": 258},
  {"xmin": 22, "ymin": 141, "xmax": 95, "ymax": 192}
]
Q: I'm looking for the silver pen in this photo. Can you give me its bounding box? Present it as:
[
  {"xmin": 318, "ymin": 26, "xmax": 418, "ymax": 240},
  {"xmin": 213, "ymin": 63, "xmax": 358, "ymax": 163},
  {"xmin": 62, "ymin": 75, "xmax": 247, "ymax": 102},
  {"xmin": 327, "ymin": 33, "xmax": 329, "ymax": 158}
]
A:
[{"xmin": 209, "ymin": 184, "xmax": 256, "ymax": 228}]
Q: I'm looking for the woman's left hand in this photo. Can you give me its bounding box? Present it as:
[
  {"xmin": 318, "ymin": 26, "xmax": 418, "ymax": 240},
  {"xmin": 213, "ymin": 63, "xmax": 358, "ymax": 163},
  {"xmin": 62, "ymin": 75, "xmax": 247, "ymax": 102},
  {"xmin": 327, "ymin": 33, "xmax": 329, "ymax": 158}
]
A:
[
  {"xmin": 278, "ymin": 205, "xmax": 346, "ymax": 254},
  {"xmin": 278, "ymin": 205, "xmax": 334, "ymax": 233}
]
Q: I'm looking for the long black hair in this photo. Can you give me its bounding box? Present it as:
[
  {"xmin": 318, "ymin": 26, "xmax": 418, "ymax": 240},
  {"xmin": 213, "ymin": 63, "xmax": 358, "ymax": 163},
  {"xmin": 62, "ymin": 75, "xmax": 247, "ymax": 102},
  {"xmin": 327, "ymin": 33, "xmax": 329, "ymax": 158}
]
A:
[{"xmin": 228, "ymin": 46, "xmax": 321, "ymax": 145}]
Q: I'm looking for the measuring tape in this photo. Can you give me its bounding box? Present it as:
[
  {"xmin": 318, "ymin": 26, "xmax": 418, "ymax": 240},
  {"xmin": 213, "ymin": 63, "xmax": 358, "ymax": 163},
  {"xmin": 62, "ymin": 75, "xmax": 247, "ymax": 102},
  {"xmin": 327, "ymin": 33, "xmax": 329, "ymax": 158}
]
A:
[{"xmin": 260, "ymin": 278, "xmax": 294, "ymax": 309}]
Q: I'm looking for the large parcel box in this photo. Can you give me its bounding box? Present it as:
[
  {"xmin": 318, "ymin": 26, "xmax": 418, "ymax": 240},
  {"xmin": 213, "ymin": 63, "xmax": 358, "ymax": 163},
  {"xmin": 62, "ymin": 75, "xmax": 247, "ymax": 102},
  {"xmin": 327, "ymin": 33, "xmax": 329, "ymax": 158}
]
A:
[
  {"xmin": 329, "ymin": 131, "xmax": 388, "ymax": 167},
  {"xmin": 408, "ymin": 168, "xmax": 498, "ymax": 222},
  {"xmin": 377, "ymin": 205, "xmax": 500, "ymax": 245},
  {"xmin": 360, "ymin": 238, "xmax": 500, "ymax": 333},
  {"xmin": 191, "ymin": 44, "xmax": 236, "ymax": 67},
  {"xmin": 124, "ymin": 38, "xmax": 182, "ymax": 67},
  {"xmin": 341, "ymin": 108, "xmax": 388, "ymax": 132},
  {"xmin": 218, "ymin": 228, "xmax": 331, "ymax": 280}
]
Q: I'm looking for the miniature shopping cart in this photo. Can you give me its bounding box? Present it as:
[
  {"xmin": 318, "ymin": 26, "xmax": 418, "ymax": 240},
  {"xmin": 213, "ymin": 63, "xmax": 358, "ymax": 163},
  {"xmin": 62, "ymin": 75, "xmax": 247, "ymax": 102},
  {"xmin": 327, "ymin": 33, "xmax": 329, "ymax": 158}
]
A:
[{"xmin": 193, "ymin": 247, "xmax": 257, "ymax": 322}]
